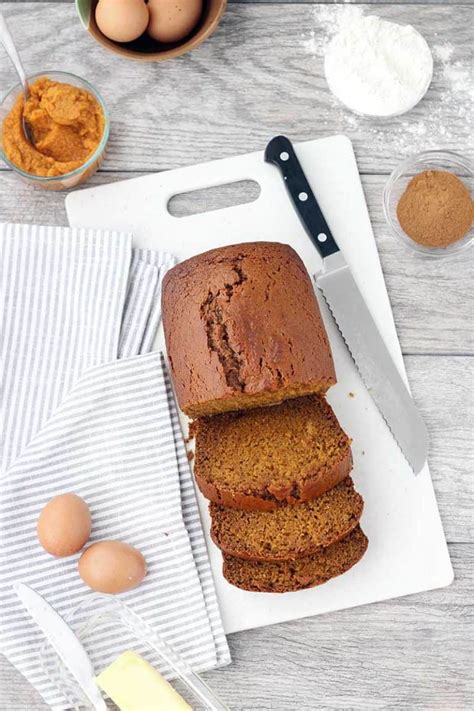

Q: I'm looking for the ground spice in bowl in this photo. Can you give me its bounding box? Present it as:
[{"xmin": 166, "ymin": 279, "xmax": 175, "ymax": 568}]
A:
[{"xmin": 397, "ymin": 170, "xmax": 473, "ymax": 248}]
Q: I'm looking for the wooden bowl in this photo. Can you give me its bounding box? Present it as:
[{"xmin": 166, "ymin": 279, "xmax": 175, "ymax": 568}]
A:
[{"xmin": 76, "ymin": 0, "xmax": 227, "ymax": 62}]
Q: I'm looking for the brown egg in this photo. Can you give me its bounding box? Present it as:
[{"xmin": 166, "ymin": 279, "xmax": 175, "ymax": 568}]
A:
[
  {"xmin": 147, "ymin": 0, "xmax": 203, "ymax": 44},
  {"xmin": 37, "ymin": 493, "xmax": 92, "ymax": 557},
  {"xmin": 96, "ymin": 0, "xmax": 149, "ymax": 43},
  {"xmin": 79, "ymin": 541, "xmax": 147, "ymax": 593}
]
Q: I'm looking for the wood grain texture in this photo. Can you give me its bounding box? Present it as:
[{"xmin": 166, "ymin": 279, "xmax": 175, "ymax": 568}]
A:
[
  {"xmin": 1, "ymin": 4, "xmax": 473, "ymax": 175},
  {"xmin": 0, "ymin": 1, "xmax": 473, "ymax": 709},
  {"xmin": 406, "ymin": 356, "xmax": 473, "ymax": 543}
]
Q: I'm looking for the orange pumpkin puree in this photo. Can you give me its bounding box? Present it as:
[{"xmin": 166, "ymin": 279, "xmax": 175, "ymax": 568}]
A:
[{"xmin": 2, "ymin": 78, "xmax": 105, "ymax": 177}]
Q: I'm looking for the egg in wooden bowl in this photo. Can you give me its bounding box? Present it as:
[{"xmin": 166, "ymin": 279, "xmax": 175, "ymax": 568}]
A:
[{"xmin": 76, "ymin": 0, "xmax": 227, "ymax": 62}]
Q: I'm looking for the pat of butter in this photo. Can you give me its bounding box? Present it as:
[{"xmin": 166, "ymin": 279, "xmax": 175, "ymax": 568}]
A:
[{"xmin": 96, "ymin": 651, "xmax": 192, "ymax": 711}]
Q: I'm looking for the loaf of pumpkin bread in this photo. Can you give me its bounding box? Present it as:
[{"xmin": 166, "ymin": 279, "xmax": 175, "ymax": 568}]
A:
[{"xmin": 161, "ymin": 242, "xmax": 336, "ymax": 418}]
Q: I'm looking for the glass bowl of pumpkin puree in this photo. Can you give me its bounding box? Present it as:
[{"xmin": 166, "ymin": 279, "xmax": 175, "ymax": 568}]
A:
[{"xmin": 0, "ymin": 71, "xmax": 110, "ymax": 190}]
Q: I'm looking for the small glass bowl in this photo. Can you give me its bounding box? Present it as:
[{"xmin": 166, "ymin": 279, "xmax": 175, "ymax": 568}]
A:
[
  {"xmin": 39, "ymin": 594, "xmax": 228, "ymax": 711},
  {"xmin": 0, "ymin": 71, "xmax": 110, "ymax": 191},
  {"xmin": 383, "ymin": 150, "xmax": 473, "ymax": 258}
]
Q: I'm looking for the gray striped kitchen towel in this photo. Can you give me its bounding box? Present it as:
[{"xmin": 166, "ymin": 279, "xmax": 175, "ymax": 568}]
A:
[
  {"xmin": 119, "ymin": 256, "xmax": 159, "ymax": 358},
  {"xmin": 0, "ymin": 224, "xmax": 230, "ymax": 709},
  {"xmin": 119, "ymin": 249, "xmax": 177, "ymax": 359},
  {"xmin": 1, "ymin": 224, "xmax": 132, "ymax": 472}
]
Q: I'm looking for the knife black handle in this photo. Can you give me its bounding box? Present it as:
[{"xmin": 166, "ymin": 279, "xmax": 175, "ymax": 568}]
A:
[{"xmin": 264, "ymin": 135, "xmax": 340, "ymax": 259}]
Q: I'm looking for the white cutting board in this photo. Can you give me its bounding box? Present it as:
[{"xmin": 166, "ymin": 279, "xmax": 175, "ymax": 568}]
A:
[{"xmin": 66, "ymin": 136, "xmax": 453, "ymax": 634}]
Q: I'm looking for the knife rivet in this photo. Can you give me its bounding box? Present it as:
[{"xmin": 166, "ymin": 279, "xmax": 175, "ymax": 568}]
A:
[
  {"xmin": 298, "ymin": 192, "xmax": 308, "ymax": 202},
  {"xmin": 317, "ymin": 233, "xmax": 328, "ymax": 242},
  {"xmin": 280, "ymin": 152, "xmax": 289, "ymax": 161}
]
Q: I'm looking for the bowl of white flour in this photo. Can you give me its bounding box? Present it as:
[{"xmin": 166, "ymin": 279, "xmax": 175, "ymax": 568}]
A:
[{"xmin": 324, "ymin": 13, "xmax": 433, "ymax": 118}]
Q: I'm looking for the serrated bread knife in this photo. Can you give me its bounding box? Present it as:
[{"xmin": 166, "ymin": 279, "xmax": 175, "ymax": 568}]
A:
[
  {"xmin": 264, "ymin": 135, "xmax": 429, "ymax": 474},
  {"xmin": 14, "ymin": 583, "xmax": 106, "ymax": 710}
]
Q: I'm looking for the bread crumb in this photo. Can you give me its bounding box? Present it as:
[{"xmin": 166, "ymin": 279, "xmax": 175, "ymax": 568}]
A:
[
  {"xmin": 187, "ymin": 450, "xmax": 194, "ymax": 462},
  {"xmin": 185, "ymin": 421, "xmax": 198, "ymax": 443}
]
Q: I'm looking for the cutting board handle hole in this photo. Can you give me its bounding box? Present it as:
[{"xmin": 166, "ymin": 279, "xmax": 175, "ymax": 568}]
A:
[{"xmin": 167, "ymin": 180, "xmax": 261, "ymax": 218}]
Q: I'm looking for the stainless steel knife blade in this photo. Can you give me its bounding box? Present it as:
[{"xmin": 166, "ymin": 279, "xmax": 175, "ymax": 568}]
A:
[
  {"xmin": 264, "ymin": 135, "xmax": 429, "ymax": 473},
  {"xmin": 14, "ymin": 583, "xmax": 106, "ymax": 711},
  {"xmin": 316, "ymin": 251, "xmax": 429, "ymax": 473}
]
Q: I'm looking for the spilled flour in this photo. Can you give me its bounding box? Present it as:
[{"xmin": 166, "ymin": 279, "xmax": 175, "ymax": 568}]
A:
[{"xmin": 299, "ymin": 6, "xmax": 473, "ymax": 158}]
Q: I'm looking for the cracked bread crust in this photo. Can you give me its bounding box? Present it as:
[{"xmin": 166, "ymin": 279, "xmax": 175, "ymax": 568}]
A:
[{"xmin": 162, "ymin": 242, "xmax": 336, "ymax": 418}]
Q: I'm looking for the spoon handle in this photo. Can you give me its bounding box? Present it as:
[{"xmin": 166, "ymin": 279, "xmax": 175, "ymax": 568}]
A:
[{"xmin": 0, "ymin": 12, "xmax": 29, "ymax": 96}]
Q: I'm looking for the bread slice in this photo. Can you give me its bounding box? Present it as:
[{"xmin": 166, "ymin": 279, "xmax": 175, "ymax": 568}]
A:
[
  {"xmin": 222, "ymin": 526, "xmax": 368, "ymax": 593},
  {"xmin": 194, "ymin": 395, "xmax": 352, "ymax": 510},
  {"xmin": 210, "ymin": 477, "xmax": 363, "ymax": 561}
]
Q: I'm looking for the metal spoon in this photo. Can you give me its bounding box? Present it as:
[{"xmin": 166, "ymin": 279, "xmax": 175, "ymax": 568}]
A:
[{"xmin": 0, "ymin": 12, "xmax": 35, "ymax": 145}]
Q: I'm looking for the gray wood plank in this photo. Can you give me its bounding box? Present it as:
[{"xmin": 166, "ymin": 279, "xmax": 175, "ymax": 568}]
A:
[
  {"xmin": 1, "ymin": 541, "xmax": 471, "ymax": 710},
  {"xmin": 1, "ymin": 3, "xmax": 472, "ymax": 175},
  {"xmin": 407, "ymin": 356, "xmax": 473, "ymax": 543},
  {"xmin": 408, "ymin": 356, "xmax": 473, "ymax": 543},
  {"xmin": 1, "ymin": 170, "xmax": 472, "ymax": 357}
]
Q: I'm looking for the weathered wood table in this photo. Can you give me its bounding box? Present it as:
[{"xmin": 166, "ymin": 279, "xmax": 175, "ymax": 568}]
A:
[{"xmin": 1, "ymin": 1, "xmax": 472, "ymax": 709}]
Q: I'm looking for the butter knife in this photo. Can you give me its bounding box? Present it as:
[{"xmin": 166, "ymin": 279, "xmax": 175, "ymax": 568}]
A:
[
  {"xmin": 264, "ymin": 135, "xmax": 429, "ymax": 474},
  {"xmin": 14, "ymin": 583, "xmax": 106, "ymax": 710}
]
